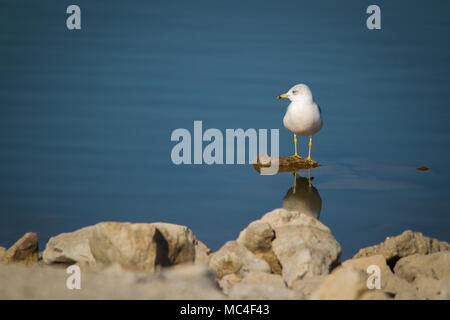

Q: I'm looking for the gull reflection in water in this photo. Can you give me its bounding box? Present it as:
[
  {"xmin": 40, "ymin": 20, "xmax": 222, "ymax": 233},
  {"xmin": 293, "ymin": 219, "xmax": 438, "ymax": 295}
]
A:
[{"xmin": 282, "ymin": 169, "xmax": 322, "ymax": 220}]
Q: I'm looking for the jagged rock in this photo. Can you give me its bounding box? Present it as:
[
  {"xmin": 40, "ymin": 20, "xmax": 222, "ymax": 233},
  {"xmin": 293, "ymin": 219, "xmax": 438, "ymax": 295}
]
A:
[
  {"xmin": 260, "ymin": 208, "xmax": 329, "ymax": 230},
  {"xmin": 236, "ymin": 209, "xmax": 340, "ymax": 287},
  {"xmin": 386, "ymin": 274, "xmax": 417, "ymax": 300},
  {"xmin": 0, "ymin": 263, "xmax": 224, "ymax": 299},
  {"xmin": 89, "ymin": 222, "xmax": 170, "ymax": 271},
  {"xmin": 269, "ymin": 213, "xmax": 341, "ymax": 287},
  {"xmin": 237, "ymin": 221, "xmax": 274, "ymax": 252},
  {"xmin": 208, "ymin": 241, "xmax": 271, "ymax": 279},
  {"xmin": 341, "ymin": 254, "xmax": 415, "ymax": 299},
  {"xmin": 289, "ymin": 275, "xmax": 327, "ymax": 298},
  {"xmin": 228, "ymin": 283, "xmax": 305, "ymax": 300},
  {"xmin": 342, "ymin": 255, "xmax": 392, "ymax": 275},
  {"xmin": 43, "ymin": 226, "xmax": 96, "ymax": 266},
  {"xmin": 342, "ymin": 255, "xmax": 392, "ymax": 288},
  {"xmin": 236, "ymin": 221, "xmax": 281, "ymax": 274},
  {"xmin": 194, "ymin": 240, "xmax": 212, "ymax": 265},
  {"xmin": 240, "ymin": 271, "xmax": 286, "ymax": 288},
  {"xmin": 354, "ymin": 230, "xmax": 450, "ymax": 266},
  {"xmin": 310, "ymin": 266, "xmax": 391, "ymax": 300},
  {"xmin": 414, "ymin": 276, "xmax": 450, "ymax": 300},
  {"xmin": 393, "ymin": 252, "xmax": 450, "ymax": 282},
  {"xmin": 149, "ymin": 223, "xmax": 197, "ymax": 265},
  {"xmin": 341, "ymin": 254, "xmax": 450, "ymax": 300},
  {"xmin": 218, "ymin": 273, "xmax": 243, "ymax": 295},
  {"xmin": 43, "ymin": 222, "xmax": 203, "ymax": 271},
  {"xmin": 0, "ymin": 233, "xmax": 38, "ymax": 266},
  {"xmin": 218, "ymin": 271, "xmax": 286, "ymax": 296}
]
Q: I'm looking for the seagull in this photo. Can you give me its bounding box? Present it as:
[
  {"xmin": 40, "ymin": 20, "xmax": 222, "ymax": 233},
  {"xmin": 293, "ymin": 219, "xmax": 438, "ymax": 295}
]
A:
[{"xmin": 277, "ymin": 84, "xmax": 322, "ymax": 161}]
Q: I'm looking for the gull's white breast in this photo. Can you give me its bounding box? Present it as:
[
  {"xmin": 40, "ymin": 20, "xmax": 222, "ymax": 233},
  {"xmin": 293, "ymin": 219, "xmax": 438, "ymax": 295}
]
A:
[{"xmin": 283, "ymin": 101, "xmax": 322, "ymax": 136}]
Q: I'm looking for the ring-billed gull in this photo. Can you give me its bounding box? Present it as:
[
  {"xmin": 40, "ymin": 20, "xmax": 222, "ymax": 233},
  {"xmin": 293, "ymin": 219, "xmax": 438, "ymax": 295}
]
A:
[{"xmin": 277, "ymin": 84, "xmax": 322, "ymax": 161}]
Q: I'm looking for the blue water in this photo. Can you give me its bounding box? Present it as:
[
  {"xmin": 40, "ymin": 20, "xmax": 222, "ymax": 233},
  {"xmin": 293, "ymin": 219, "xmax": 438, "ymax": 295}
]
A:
[{"xmin": 1, "ymin": 0, "xmax": 449, "ymax": 259}]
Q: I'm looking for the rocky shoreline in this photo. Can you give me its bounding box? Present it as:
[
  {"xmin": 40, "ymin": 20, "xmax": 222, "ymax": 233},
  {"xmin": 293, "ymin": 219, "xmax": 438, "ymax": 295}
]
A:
[{"xmin": 0, "ymin": 208, "xmax": 449, "ymax": 299}]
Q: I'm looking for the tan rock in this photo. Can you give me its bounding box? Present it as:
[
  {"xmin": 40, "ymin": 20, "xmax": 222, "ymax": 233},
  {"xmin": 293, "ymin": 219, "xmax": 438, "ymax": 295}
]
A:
[
  {"xmin": 290, "ymin": 275, "xmax": 327, "ymax": 298},
  {"xmin": 89, "ymin": 222, "xmax": 170, "ymax": 271},
  {"xmin": 43, "ymin": 226, "xmax": 95, "ymax": 266},
  {"xmin": 236, "ymin": 221, "xmax": 281, "ymax": 274},
  {"xmin": 208, "ymin": 241, "xmax": 271, "ymax": 279},
  {"xmin": 44, "ymin": 222, "xmax": 200, "ymax": 271},
  {"xmin": 240, "ymin": 271, "xmax": 286, "ymax": 288},
  {"xmin": 235, "ymin": 209, "xmax": 340, "ymax": 287},
  {"xmin": 218, "ymin": 273, "xmax": 243, "ymax": 295},
  {"xmin": 414, "ymin": 276, "xmax": 450, "ymax": 300},
  {"xmin": 254, "ymin": 250, "xmax": 282, "ymax": 275},
  {"xmin": 0, "ymin": 247, "xmax": 6, "ymax": 259},
  {"xmin": 388, "ymin": 275, "xmax": 417, "ymax": 300},
  {"xmin": 342, "ymin": 254, "xmax": 391, "ymax": 275},
  {"xmin": 342, "ymin": 255, "xmax": 392, "ymax": 289},
  {"xmin": 310, "ymin": 266, "xmax": 391, "ymax": 300},
  {"xmin": 359, "ymin": 290, "xmax": 394, "ymax": 300},
  {"xmin": 341, "ymin": 254, "xmax": 423, "ymax": 299},
  {"xmin": 354, "ymin": 230, "xmax": 450, "ymax": 266},
  {"xmin": 237, "ymin": 221, "xmax": 274, "ymax": 252},
  {"xmin": 149, "ymin": 222, "xmax": 197, "ymax": 265},
  {"xmin": 271, "ymin": 218, "xmax": 341, "ymax": 286},
  {"xmin": 382, "ymin": 273, "xmax": 450, "ymax": 300},
  {"xmin": 218, "ymin": 271, "xmax": 286, "ymax": 296},
  {"xmin": 393, "ymin": 251, "xmax": 450, "ymax": 282},
  {"xmin": 260, "ymin": 208, "xmax": 330, "ymax": 231},
  {"xmin": 194, "ymin": 240, "xmax": 212, "ymax": 264},
  {"xmin": 0, "ymin": 263, "xmax": 224, "ymax": 299},
  {"xmin": 1, "ymin": 233, "xmax": 38, "ymax": 265},
  {"xmin": 228, "ymin": 283, "xmax": 305, "ymax": 300}
]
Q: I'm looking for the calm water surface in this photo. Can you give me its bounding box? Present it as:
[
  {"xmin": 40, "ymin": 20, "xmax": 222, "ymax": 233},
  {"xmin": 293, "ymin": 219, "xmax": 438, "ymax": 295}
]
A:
[{"xmin": 1, "ymin": 0, "xmax": 449, "ymax": 259}]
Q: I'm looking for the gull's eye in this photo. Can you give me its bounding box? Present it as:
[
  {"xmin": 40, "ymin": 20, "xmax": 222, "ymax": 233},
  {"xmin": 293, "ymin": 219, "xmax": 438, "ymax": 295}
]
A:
[{"xmin": 292, "ymin": 90, "xmax": 298, "ymax": 95}]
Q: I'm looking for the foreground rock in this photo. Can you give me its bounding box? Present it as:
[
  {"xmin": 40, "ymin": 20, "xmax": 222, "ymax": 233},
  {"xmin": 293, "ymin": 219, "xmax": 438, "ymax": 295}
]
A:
[
  {"xmin": 209, "ymin": 241, "xmax": 271, "ymax": 279},
  {"xmin": 218, "ymin": 271, "xmax": 287, "ymax": 296},
  {"xmin": 341, "ymin": 254, "xmax": 414, "ymax": 299},
  {"xmin": 43, "ymin": 222, "xmax": 210, "ymax": 271},
  {"xmin": 236, "ymin": 221, "xmax": 281, "ymax": 274},
  {"xmin": 310, "ymin": 266, "xmax": 391, "ymax": 300},
  {"xmin": 90, "ymin": 223, "xmax": 171, "ymax": 271},
  {"xmin": 262, "ymin": 209, "xmax": 341, "ymax": 287},
  {"xmin": 43, "ymin": 226, "xmax": 95, "ymax": 265},
  {"xmin": 354, "ymin": 230, "xmax": 450, "ymax": 267},
  {"xmin": 344, "ymin": 239, "xmax": 450, "ymax": 299},
  {"xmin": 0, "ymin": 233, "xmax": 38, "ymax": 266},
  {"xmin": 394, "ymin": 251, "xmax": 450, "ymax": 282},
  {"xmin": 2, "ymin": 210, "xmax": 449, "ymax": 300},
  {"xmin": 0, "ymin": 263, "xmax": 224, "ymax": 299},
  {"xmin": 211, "ymin": 208, "xmax": 341, "ymax": 293},
  {"xmin": 228, "ymin": 283, "xmax": 305, "ymax": 300}
]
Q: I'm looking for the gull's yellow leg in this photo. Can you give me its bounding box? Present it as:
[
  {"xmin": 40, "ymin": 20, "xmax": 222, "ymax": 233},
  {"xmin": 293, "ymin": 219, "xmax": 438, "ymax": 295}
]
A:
[
  {"xmin": 294, "ymin": 134, "xmax": 301, "ymax": 158},
  {"xmin": 307, "ymin": 136, "xmax": 312, "ymax": 161}
]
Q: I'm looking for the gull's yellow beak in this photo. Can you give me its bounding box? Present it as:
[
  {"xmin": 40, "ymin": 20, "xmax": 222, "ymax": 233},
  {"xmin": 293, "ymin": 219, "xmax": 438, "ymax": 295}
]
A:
[{"xmin": 277, "ymin": 93, "xmax": 288, "ymax": 99}]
